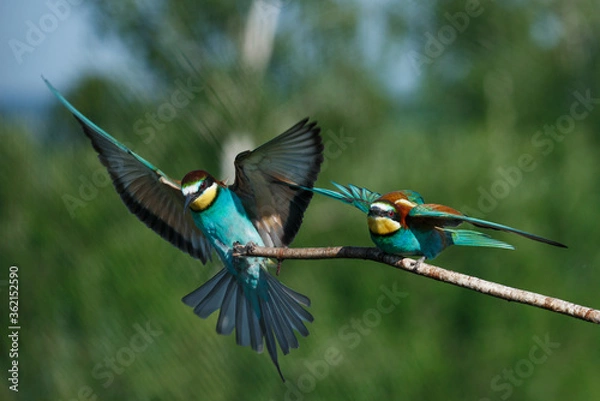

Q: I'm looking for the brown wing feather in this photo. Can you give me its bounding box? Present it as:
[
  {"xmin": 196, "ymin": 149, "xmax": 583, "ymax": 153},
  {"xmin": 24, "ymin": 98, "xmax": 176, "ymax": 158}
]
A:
[{"xmin": 230, "ymin": 118, "xmax": 324, "ymax": 247}]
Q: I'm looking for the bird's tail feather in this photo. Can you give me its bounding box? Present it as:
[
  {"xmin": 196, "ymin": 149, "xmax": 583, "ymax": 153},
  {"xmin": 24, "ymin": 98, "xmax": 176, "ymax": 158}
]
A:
[
  {"xmin": 182, "ymin": 268, "xmax": 313, "ymax": 381},
  {"xmin": 459, "ymin": 215, "xmax": 567, "ymax": 248},
  {"xmin": 445, "ymin": 228, "xmax": 515, "ymax": 250}
]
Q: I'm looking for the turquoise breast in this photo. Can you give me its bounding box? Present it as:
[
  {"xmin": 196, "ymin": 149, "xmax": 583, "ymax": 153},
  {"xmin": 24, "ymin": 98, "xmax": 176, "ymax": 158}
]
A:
[{"xmin": 190, "ymin": 187, "xmax": 266, "ymax": 288}]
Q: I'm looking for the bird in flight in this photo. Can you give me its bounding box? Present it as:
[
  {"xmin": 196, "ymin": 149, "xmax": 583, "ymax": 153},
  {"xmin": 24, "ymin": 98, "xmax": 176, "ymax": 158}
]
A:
[{"xmin": 44, "ymin": 78, "xmax": 324, "ymax": 380}]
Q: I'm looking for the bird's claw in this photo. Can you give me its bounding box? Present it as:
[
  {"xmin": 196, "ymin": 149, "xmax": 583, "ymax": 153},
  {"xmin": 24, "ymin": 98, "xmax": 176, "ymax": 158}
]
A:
[
  {"xmin": 232, "ymin": 241, "xmax": 257, "ymax": 256},
  {"xmin": 244, "ymin": 241, "xmax": 257, "ymax": 252},
  {"xmin": 413, "ymin": 256, "xmax": 426, "ymax": 271}
]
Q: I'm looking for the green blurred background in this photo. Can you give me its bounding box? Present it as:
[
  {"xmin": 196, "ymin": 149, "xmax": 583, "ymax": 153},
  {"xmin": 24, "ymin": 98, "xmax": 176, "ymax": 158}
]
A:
[{"xmin": 1, "ymin": 1, "xmax": 599, "ymax": 400}]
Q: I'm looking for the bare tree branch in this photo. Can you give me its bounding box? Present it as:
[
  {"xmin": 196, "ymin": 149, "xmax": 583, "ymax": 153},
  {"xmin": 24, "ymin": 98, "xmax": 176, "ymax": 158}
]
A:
[{"xmin": 233, "ymin": 244, "xmax": 600, "ymax": 325}]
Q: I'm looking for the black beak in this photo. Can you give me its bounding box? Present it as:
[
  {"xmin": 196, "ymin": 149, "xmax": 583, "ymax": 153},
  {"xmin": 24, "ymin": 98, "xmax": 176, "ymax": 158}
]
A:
[
  {"xmin": 367, "ymin": 208, "xmax": 380, "ymax": 218},
  {"xmin": 183, "ymin": 195, "xmax": 194, "ymax": 215}
]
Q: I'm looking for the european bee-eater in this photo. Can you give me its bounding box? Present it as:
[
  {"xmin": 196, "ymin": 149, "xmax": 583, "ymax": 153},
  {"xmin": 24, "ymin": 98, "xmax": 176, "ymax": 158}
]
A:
[
  {"xmin": 306, "ymin": 183, "xmax": 566, "ymax": 260},
  {"xmin": 45, "ymin": 78, "xmax": 324, "ymax": 380}
]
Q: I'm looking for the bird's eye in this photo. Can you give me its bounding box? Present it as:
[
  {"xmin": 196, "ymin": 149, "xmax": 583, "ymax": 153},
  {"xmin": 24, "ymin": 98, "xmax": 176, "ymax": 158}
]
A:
[{"xmin": 387, "ymin": 210, "xmax": 395, "ymax": 218}]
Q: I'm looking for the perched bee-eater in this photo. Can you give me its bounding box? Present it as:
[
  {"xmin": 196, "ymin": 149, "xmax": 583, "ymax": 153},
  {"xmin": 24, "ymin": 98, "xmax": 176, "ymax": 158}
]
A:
[
  {"xmin": 45, "ymin": 78, "xmax": 324, "ymax": 380},
  {"xmin": 306, "ymin": 183, "xmax": 566, "ymax": 260}
]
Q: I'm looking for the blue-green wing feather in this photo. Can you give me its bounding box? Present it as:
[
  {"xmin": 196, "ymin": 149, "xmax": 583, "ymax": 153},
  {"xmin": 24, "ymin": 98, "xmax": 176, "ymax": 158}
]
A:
[
  {"xmin": 442, "ymin": 229, "xmax": 515, "ymax": 250},
  {"xmin": 409, "ymin": 204, "xmax": 566, "ymax": 248},
  {"xmin": 397, "ymin": 190, "xmax": 425, "ymax": 204},
  {"xmin": 309, "ymin": 182, "xmax": 381, "ymax": 214},
  {"xmin": 44, "ymin": 77, "xmax": 213, "ymax": 261},
  {"xmin": 45, "ymin": 77, "xmax": 160, "ymax": 173}
]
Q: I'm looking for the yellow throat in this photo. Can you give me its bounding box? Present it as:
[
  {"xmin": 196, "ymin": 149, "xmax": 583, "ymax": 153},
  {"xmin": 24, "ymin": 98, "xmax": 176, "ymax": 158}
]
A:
[
  {"xmin": 368, "ymin": 216, "xmax": 401, "ymax": 236},
  {"xmin": 189, "ymin": 182, "xmax": 218, "ymax": 212}
]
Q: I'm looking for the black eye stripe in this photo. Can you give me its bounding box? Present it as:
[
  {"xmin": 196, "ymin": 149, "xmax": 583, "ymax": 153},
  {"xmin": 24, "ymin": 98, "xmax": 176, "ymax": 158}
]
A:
[
  {"xmin": 198, "ymin": 179, "xmax": 211, "ymax": 191},
  {"xmin": 370, "ymin": 204, "xmax": 395, "ymax": 217}
]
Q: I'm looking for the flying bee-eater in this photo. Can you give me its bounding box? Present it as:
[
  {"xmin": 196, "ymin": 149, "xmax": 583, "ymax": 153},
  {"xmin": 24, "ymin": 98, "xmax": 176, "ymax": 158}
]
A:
[
  {"xmin": 44, "ymin": 78, "xmax": 324, "ymax": 380},
  {"xmin": 304, "ymin": 183, "xmax": 566, "ymax": 261}
]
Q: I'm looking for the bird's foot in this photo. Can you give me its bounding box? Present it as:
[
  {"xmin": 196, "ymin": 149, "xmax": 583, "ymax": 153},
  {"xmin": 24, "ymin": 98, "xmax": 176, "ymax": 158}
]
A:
[
  {"xmin": 244, "ymin": 241, "xmax": 258, "ymax": 252},
  {"xmin": 232, "ymin": 241, "xmax": 257, "ymax": 257},
  {"xmin": 413, "ymin": 256, "xmax": 426, "ymax": 271}
]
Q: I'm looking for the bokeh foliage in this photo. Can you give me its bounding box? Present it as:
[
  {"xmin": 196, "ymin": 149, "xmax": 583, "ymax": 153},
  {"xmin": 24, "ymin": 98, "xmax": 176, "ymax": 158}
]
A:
[{"xmin": 1, "ymin": 1, "xmax": 600, "ymax": 400}]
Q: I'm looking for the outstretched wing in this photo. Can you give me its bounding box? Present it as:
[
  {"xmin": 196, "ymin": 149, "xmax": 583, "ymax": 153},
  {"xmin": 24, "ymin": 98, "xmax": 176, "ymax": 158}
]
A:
[
  {"xmin": 230, "ymin": 118, "xmax": 324, "ymax": 247},
  {"xmin": 408, "ymin": 204, "xmax": 567, "ymax": 248},
  {"xmin": 306, "ymin": 185, "xmax": 423, "ymax": 214},
  {"xmin": 310, "ymin": 182, "xmax": 382, "ymax": 214},
  {"xmin": 45, "ymin": 78, "xmax": 213, "ymax": 262}
]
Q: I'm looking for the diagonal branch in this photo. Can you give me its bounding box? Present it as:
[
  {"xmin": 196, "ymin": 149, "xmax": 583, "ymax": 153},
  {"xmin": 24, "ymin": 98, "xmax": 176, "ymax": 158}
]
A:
[{"xmin": 233, "ymin": 244, "xmax": 600, "ymax": 325}]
